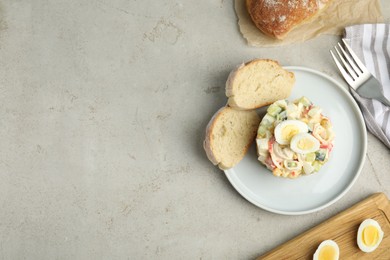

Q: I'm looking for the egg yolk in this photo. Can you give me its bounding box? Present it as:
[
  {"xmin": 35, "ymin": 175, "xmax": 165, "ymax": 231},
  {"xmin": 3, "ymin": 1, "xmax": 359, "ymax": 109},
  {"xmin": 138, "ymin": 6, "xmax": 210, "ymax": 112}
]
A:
[
  {"xmin": 318, "ymin": 246, "xmax": 336, "ymax": 260},
  {"xmin": 362, "ymin": 225, "xmax": 379, "ymax": 246},
  {"xmin": 297, "ymin": 138, "xmax": 315, "ymax": 150},
  {"xmin": 282, "ymin": 126, "xmax": 299, "ymax": 142},
  {"xmin": 318, "ymin": 245, "xmax": 337, "ymax": 260}
]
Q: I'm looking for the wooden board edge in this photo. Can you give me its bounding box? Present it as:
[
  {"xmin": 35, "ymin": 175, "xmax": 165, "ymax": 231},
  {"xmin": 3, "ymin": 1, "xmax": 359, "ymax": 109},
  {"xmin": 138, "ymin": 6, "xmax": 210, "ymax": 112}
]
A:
[
  {"xmin": 375, "ymin": 192, "xmax": 390, "ymax": 223},
  {"xmin": 257, "ymin": 192, "xmax": 389, "ymax": 259}
]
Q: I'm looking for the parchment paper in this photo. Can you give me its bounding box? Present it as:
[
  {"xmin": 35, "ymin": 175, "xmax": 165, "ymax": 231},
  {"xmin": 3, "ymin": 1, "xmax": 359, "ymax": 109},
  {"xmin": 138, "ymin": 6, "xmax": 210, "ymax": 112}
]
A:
[{"xmin": 236, "ymin": 0, "xmax": 383, "ymax": 47}]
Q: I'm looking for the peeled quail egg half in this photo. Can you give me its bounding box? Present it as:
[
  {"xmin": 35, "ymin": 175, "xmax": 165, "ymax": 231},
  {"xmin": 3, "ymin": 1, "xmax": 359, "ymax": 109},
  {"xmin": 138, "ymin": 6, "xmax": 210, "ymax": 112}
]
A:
[
  {"xmin": 290, "ymin": 133, "xmax": 320, "ymax": 154},
  {"xmin": 313, "ymin": 240, "xmax": 339, "ymax": 260},
  {"xmin": 274, "ymin": 120, "xmax": 308, "ymax": 145},
  {"xmin": 357, "ymin": 219, "xmax": 384, "ymax": 253}
]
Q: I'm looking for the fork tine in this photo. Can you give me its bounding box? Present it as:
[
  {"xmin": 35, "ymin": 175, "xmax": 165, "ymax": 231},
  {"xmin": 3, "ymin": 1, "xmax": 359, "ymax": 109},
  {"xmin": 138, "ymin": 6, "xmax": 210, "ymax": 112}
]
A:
[
  {"xmin": 337, "ymin": 42, "xmax": 360, "ymax": 77},
  {"xmin": 341, "ymin": 39, "xmax": 368, "ymax": 73},
  {"xmin": 334, "ymin": 46, "xmax": 357, "ymax": 80},
  {"xmin": 330, "ymin": 50, "xmax": 354, "ymax": 86}
]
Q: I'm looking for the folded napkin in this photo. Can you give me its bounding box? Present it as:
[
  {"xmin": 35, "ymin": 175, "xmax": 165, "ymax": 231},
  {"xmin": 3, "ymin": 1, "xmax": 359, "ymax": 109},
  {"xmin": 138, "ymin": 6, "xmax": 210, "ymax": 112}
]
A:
[{"xmin": 343, "ymin": 24, "xmax": 390, "ymax": 149}]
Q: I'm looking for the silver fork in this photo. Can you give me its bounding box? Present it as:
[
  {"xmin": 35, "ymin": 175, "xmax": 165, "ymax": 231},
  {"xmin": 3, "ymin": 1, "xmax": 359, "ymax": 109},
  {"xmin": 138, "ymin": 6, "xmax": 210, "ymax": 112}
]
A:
[{"xmin": 330, "ymin": 39, "xmax": 390, "ymax": 106}]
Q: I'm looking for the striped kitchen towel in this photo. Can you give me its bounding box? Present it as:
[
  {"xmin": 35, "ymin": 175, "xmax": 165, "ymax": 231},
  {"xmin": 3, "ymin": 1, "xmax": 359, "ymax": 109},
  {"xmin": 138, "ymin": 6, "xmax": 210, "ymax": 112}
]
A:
[{"xmin": 344, "ymin": 24, "xmax": 390, "ymax": 149}]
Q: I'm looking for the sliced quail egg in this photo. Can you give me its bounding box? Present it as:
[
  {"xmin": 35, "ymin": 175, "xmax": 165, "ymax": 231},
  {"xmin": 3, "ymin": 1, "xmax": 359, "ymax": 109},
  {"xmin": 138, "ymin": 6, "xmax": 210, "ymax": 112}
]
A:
[
  {"xmin": 290, "ymin": 133, "xmax": 320, "ymax": 154},
  {"xmin": 357, "ymin": 219, "xmax": 384, "ymax": 253},
  {"xmin": 274, "ymin": 120, "xmax": 308, "ymax": 145},
  {"xmin": 313, "ymin": 240, "xmax": 339, "ymax": 260}
]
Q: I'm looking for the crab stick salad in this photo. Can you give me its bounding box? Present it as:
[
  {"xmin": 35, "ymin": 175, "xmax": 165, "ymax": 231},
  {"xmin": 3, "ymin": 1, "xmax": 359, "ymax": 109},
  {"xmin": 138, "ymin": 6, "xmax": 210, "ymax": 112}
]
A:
[{"xmin": 256, "ymin": 97, "xmax": 334, "ymax": 178}]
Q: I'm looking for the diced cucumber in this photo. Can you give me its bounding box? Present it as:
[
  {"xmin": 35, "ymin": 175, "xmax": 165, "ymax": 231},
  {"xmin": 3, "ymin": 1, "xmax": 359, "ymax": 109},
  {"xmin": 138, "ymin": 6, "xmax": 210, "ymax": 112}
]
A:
[
  {"xmin": 315, "ymin": 149, "xmax": 327, "ymax": 161},
  {"xmin": 257, "ymin": 125, "xmax": 267, "ymax": 137},
  {"xmin": 305, "ymin": 152, "xmax": 316, "ymax": 163},
  {"xmin": 267, "ymin": 104, "xmax": 282, "ymax": 116},
  {"xmin": 275, "ymin": 99, "xmax": 287, "ymax": 108},
  {"xmin": 296, "ymin": 96, "xmax": 312, "ymax": 107},
  {"xmin": 262, "ymin": 114, "xmax": 275, "ymax": 125},
  {"xmin": 276, "ymin": 111, "xmax": 287, "ymax": 121},
  {"xmin": 287, "ymin": 161, "xmax": 297, "ymax": 167},
  {"xmin": 312, "ymin": 161, "xmax": 322, "ymax": 172}
]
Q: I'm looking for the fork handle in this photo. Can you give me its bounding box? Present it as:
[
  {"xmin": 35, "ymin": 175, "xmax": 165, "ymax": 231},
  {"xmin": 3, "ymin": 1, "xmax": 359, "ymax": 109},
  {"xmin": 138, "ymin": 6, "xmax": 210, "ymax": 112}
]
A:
[
  {"xmin": 357, "ymin": 77, "xmax": 390, "ymax": 107},
  {"xmin": 376, "ymin": 95, "xmax": 390, "ymax": 107}
]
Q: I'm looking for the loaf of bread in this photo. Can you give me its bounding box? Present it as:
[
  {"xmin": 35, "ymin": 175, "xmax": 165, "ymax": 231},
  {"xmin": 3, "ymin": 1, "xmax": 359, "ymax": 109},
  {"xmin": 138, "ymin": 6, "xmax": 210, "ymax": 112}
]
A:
[
  {"xmin": 246, "ymin": 0, "xmax": 332, "ymax": 39},
  {"xmin": 226, "ymin": 59, "xmax": 295, "ymax": 110},
  {"xmin": 204, "ymin": 106, "xmax": 260, "ymax": 170}
]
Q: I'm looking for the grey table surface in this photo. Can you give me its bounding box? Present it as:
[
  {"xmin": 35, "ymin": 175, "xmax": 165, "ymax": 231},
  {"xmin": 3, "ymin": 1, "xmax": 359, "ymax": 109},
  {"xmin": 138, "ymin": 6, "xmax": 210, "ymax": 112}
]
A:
[{"xmin": 0, "ymin": 1, "xmax": 389, "ymax": 259}]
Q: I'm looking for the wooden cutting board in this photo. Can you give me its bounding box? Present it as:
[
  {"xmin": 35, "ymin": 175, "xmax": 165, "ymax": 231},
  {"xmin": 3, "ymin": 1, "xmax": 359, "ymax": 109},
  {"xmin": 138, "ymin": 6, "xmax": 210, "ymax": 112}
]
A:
[{"xmin": 258, "ymin": 193, "xmax": 390, "ymax": 259}]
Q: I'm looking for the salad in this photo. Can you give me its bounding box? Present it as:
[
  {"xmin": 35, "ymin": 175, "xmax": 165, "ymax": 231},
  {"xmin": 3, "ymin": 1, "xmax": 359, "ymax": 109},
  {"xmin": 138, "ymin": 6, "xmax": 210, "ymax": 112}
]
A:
[{"xmin": 256, "ymin": 96, "xmax": 334, "ymax": 178}]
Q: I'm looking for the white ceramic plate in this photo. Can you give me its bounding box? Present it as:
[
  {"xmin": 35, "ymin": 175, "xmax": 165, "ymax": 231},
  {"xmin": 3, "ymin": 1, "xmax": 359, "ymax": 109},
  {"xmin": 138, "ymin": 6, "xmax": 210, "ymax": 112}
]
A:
[{"xmin": 224, "ymin": 66, "xmax": 367, "ymax": 215}]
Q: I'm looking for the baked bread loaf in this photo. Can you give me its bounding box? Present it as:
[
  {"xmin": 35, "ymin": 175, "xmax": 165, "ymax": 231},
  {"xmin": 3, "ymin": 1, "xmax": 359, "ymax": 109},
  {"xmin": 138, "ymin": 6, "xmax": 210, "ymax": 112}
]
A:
[
  {"xmin": 246, "ymin": 0, "xmax": 332, "ymax": 39},
  {"xmin": 226, "ymin": 59, "xmax": 295, "ymax": 110},
  {"xmin": 204, "ymin": 106, "xmax": 260, "ymax": 170}
]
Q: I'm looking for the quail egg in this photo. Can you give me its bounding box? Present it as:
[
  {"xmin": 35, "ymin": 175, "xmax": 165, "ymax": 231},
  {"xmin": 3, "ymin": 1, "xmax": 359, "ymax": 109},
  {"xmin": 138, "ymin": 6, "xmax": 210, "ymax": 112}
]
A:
[
  {"xmin": 290, "ymin": 133, "xmax": 320, "ymax": 154},
  {"xmin": 357, "ymin": 219, "xmax": 384, "ymax": 253},
  {"xmin": 274, "ymin": 120, "xmax": 308, "ymax": 145},
  {"xmin": 313, "ymin": 240, "xmax": 339, "ymax": 260}
]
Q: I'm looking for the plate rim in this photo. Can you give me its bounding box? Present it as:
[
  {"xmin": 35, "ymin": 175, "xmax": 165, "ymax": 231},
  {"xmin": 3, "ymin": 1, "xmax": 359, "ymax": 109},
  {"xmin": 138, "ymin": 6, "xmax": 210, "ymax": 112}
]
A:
[{"xmin": 224, "ymin": 66, "xmax": 367, "ymax": 215}]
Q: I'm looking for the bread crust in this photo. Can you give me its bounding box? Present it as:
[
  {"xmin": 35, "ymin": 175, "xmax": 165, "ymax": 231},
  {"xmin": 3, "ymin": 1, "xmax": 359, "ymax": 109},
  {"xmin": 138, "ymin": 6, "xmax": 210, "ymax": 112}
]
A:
[
  {"xmin": 203, "ymin": 106, "xmax": 226, "ymax": 167},
  {"xmin": 246, "ymin": 0, "xmax": 331, "ymax": 39}
]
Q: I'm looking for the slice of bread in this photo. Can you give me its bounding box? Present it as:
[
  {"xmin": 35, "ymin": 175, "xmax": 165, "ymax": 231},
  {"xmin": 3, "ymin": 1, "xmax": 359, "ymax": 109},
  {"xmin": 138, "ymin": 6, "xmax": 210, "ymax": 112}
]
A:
[
  {"xmin": 204, "ymin": 106, "xmax": 260, "ymax": 170},
  {"xmin": 226, "ymin": 59, "xmax": 295, "ymax": 110}
]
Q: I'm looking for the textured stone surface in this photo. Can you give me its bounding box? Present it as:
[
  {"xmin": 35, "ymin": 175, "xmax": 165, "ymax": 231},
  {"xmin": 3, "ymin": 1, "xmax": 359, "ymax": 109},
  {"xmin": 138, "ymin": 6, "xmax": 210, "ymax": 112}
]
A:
[{"xmin": 0, "ymin": 0, "xmax": 389, "ymax": 259}]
